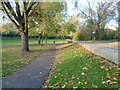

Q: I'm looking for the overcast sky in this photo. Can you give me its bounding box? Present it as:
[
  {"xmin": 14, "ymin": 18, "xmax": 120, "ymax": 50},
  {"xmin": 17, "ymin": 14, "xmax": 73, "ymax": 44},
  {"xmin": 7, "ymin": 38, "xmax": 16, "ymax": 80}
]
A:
[
  {"xmin": 0, "ymin": 0, "xmax": 119, "ymax": 29},
  {"xmin": 67, "ymin": 0, "xmax": 119, "ymax": 30}
]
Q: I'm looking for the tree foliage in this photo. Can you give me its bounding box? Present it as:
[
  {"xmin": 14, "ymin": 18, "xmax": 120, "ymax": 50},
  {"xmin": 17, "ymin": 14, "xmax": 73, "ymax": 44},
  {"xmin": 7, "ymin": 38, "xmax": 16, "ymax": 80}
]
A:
[
  {"xmin": 28, "ymin": 2, "xmax": 67, "ymax": 44},
  {"xmin": 1, "ymin": 1, "xmax": 37, "ymax": 51},
  {"xmin": 73, "ymin": 0, "xmax": 117, "ymax": 40}
]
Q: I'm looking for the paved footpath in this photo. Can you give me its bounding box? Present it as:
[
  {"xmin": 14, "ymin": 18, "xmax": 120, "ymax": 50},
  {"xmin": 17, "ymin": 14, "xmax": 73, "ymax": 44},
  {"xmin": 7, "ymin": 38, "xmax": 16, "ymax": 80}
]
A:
[
  {"xmin": 2, "ymin": 45, "xmax": 57, "ymax": 89},
  {"xmin": 73, "ymin": 40, "xmax": 119, "ymax": 65}
]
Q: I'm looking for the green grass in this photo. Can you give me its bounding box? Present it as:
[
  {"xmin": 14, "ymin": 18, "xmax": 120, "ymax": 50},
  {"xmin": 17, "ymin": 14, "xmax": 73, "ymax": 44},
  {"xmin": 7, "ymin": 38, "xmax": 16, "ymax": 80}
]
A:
[
  {"xmin": 2, "ymin": 37, "xmax": 66, "ymax": 77},
  {"xmin": 2, "ymin": 37, "xmax": 67, "ymax": 44},
  {"xmin": 45, "ymin": 43, "xmax": 119, "ymax": 88}
]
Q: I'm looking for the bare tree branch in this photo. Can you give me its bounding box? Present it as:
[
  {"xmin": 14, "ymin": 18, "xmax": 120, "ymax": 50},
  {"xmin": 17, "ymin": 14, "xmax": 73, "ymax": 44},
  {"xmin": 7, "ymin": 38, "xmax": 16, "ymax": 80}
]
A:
[
  {"xmin": 4, "ymin": 2, "xmax": 20, "ymax": 23},
  {"xmin": 15, "ymin": 2, "xmax": 22, "ymax": 19},
  {"xmin": 1, "ymin": 2, "xmax": 19, "ymax": 29},
  {"xmin": 28, "ymin": 2, "xmax": 39, "ymax": 17},
  {"xmin": 27, "ymin": 2, "xmax": 36, "ymax": 15}
]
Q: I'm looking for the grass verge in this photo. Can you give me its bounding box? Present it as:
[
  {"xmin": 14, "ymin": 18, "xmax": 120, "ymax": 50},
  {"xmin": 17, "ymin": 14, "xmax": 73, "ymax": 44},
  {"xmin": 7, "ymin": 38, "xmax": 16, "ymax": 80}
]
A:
[{"xmin": 45, "ymin": 43, "xmax": 119, "ymax": 88}]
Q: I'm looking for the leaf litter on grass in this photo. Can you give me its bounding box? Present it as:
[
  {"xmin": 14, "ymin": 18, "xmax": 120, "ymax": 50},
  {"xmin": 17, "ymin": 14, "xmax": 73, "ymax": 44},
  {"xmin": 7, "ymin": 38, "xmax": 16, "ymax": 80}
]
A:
[{"xmin": 45, "ymin": 43, "xmax": 119, "ymax": 88}]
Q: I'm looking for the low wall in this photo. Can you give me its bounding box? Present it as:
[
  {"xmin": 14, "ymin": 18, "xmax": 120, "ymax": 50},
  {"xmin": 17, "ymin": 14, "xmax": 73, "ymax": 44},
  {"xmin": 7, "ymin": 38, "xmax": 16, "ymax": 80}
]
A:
[{"xmin": 73, "ymin": 41, "xmax": 119, "ymax": 65}]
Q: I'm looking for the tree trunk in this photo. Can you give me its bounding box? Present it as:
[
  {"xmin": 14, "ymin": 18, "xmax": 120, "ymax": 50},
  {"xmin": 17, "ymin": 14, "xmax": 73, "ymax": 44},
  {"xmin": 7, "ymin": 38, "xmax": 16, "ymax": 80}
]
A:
[
  {"xmin": 21, "ymin": 31, "xmax": 29, "ymax": 52},
  {"xmin": 21, "ymin": 4, "xmax": 29, "ymax": 52},
  {"xmin": 38, "ymin": 36, "xmax": 41, "ymax": 44},
  {"xmin": 38, "ymin": 33, "xmax": 42, "ymax": 44},
  {"xmin": 45, "ymin": 37, "xmax": 47, "ymax": 44},
  {"xmin": 41, "ymin": 36, "xmax": 44, "ymax": 46},
  {"xmin": 94, "ymin": 30, "xmax": 99, "ymax": 40},
  {"xmin": 94, "ymin": 23, "xmax": 101, "ymax": 40}
]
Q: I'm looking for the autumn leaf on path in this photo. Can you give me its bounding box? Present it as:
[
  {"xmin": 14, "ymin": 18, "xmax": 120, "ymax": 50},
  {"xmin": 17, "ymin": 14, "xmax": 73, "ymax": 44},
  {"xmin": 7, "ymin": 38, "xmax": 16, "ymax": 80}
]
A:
[{"xmin": 39, "ymin": 72, "xmax": 43, "ymax": 74}]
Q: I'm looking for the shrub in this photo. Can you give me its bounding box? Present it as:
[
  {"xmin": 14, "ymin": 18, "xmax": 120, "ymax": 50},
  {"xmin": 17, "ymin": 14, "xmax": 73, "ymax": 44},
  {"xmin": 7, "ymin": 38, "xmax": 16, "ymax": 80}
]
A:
[{"xmin": 73, "ymin": 31, "xmax": 86, "ymax": 41}]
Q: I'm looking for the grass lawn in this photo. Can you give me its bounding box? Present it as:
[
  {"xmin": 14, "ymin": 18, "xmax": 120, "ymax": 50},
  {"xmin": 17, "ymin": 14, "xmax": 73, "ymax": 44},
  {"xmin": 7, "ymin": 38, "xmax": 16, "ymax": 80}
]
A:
[
  {"xmin": 2, "ymin": 37, "xmax": 67, "ymax": 44},
  {"xmin": 45, "ymin": 43, "xmax": 119, "ymax": 88},
  {"xmin": 2, "ymin": 37, "xmax": 67, "ymax": 77}
]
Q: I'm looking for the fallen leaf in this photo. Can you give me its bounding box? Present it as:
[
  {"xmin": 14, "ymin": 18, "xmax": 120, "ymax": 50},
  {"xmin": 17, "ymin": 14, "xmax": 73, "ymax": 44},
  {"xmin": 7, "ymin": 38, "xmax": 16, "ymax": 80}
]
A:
[
  {"xmin": 57, "ymin": 69, "xmax": 61, "ymax": 71},
  {"xmin": 100, "ymin": 65, "xmax": 104, "ymax": 69},
  {"xmin": 105, "ymin": 76, "xmax": 111, "ymax": 79},
  {"xmin": 113, "ymin": 77, "xmax": 117, "ymax": 80},
  {"xmin": 106, "ymin": 80, "xmax": 111, "ymax": 83},
  {"xmin": 78, "ymin": 81, "xmax": 81, "ymax": 84},
  {"xmin": 72, "ymin": 75, "xmax": 75, "ymax": 79},
  {"xmin": 73, "ymin": 87, "xmax": 78, "ymax": 89},
  {"xmin": 112, "ymin": 72, "xmax": 118, "ymax": 75},
  {"xmin": 107, "ymin": 73, "xmax": 110, "ymax": 76},
  {"xmin": 81, "ymin": 72, "xmax": 85, "ymax": 75},
  {"xmin": 80, "ymin": 54, "xmax": 83, "ymax": 57},
  {"xmin": 105, "ymin": 68, "xmax": 109, "ymax": 71},
  {"xmin": 84, "ymin": 81, "xmax": 88, "ymax": 85},
  {"xmin": 39, "ymin": 72, "xmax": 43, "ymax": 74},
  {"xmin": 83, "ymin": 67, "xmax": 88, "ymax": 70},
  {"xmin": 109, "ymin": 81, "xmax": 117, "ymax": 84},
  {"xmin": 54, "ymin": 76, "xmax": 57, "ymax": 78},
  {"xmin": 62, "ymin": 85, "xmax": 66, "ymax": 88},
  {"xmin": 92, "ymin": 84, "xmax": 98, "ymax": 88},
  {"xmin": 109, "ymin": 66, "xmax": 112, "ymax": 69},
  {"xmin": 59, "ymin": 62, "xmax": 62, "ymax": 64},
  {"xmin": 102, "ymin": 81, "xmax": 106, "ymax": 84},
  {"xmin": 88, "ymin": 77, "xmax": 90, "ymax": 80},
  {"xmin": 54, "ymin": 82, "xmax": 60, "ymax": 86}
]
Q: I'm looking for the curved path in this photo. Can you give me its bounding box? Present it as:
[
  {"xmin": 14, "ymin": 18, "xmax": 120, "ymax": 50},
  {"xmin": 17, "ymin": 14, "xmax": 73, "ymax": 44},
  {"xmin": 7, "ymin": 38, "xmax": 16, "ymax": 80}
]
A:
[{"xmin": 2, "ymin": 44, "xmax": 57, "ymax": 89}]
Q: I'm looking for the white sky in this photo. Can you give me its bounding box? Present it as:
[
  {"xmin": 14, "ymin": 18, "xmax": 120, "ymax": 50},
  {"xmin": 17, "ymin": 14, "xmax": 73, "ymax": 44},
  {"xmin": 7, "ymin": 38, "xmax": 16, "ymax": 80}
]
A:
[
  {"xmin": 67, "ymin": 0, "xmax": 119, "ymax": 30},
  {"xmin": 0, "ymin": 0, "xmax": 119, "ymax": 30}
]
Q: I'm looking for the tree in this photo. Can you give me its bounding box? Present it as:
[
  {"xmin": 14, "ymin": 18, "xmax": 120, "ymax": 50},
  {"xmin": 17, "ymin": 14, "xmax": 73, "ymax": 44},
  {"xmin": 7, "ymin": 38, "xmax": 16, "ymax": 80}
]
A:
[
  {"xmin": 1, "ymin": 1, "xmax": 37, "ymax": 51},
  {"xmin": 0, "ymin": 23, "xmax": 19, "ymax": 37},
  {"xmin": 74, "ymin": 0, "xmax": 116, "ymax": 40},
  {"xmin": 28, "ymin": 2, "xmax": 67, "ymax": 44},
  {"xmin": 59, "ymin": 17, "xmax": 76, "ymax": 38}
]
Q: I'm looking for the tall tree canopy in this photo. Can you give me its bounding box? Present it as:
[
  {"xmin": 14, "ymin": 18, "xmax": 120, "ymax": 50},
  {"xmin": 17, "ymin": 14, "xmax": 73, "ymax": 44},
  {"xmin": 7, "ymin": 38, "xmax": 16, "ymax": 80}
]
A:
[
  {"xmin": 28, "ymin": 2, "xmax": 67, "ymax": 44},
  {"xmin": 1, "ymin": 1, "xmax": 67, "ymax": 50},
  {"xmin": 1, "ymin": 1, "xmax": 37, "ymax": 51},
  {"xmin": 74, "ymin": 0, "xmax": 117, "ymax": 40}
]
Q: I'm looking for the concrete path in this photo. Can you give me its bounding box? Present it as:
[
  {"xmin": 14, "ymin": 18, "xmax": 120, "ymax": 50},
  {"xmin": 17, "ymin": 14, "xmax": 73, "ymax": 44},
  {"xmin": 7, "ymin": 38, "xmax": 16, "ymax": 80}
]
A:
[
  {"xmin": 77, "ymin": 40, "xmax": 119, "ymax": 50},
  {"xmin": 72, "ymin": 40, "xmax": 119, "ymax": 65},
  {"xmin": 2, "ymin": 45, "xmax": 57, "ymax": 89}
]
